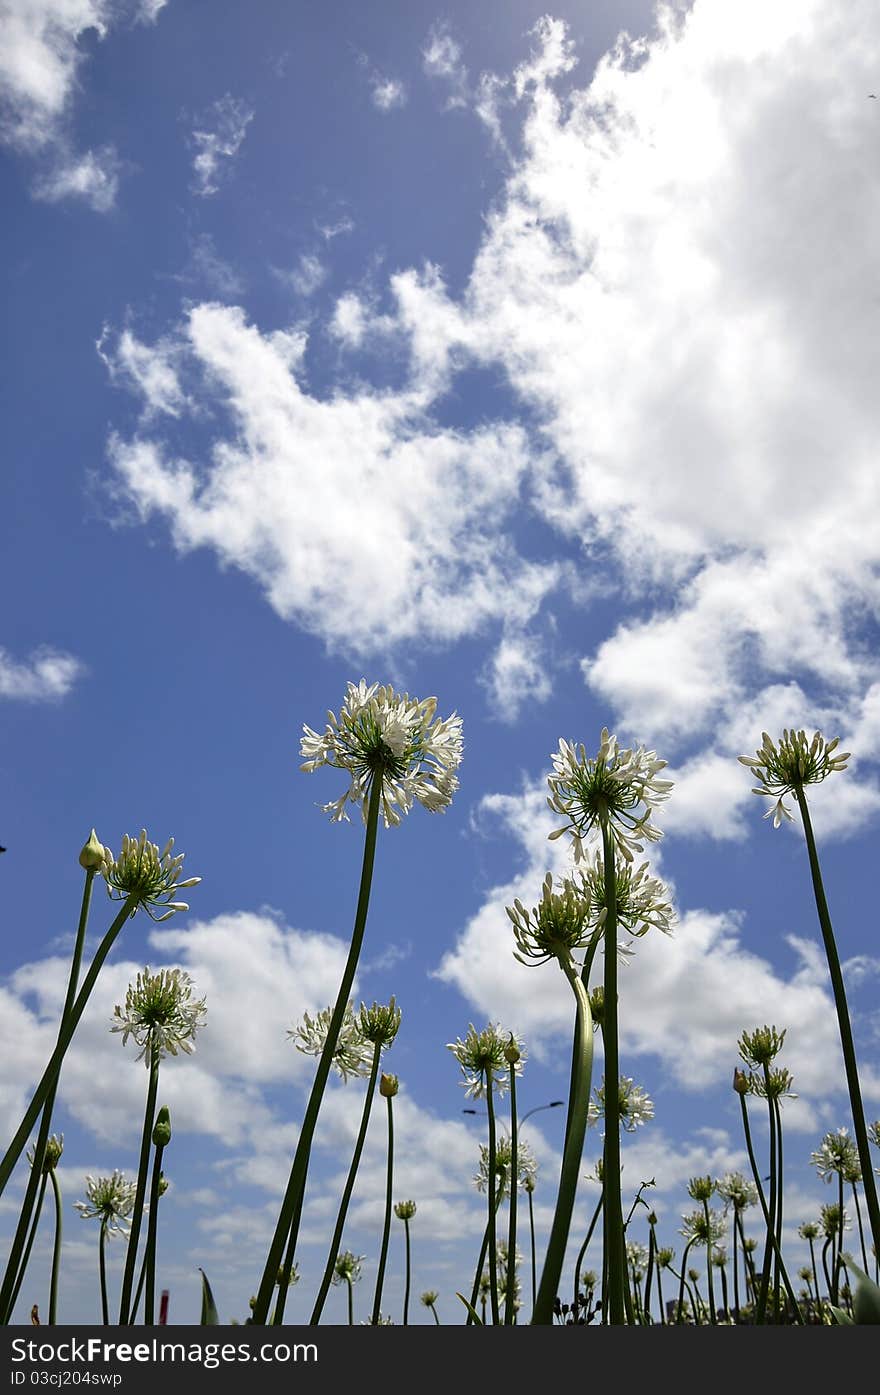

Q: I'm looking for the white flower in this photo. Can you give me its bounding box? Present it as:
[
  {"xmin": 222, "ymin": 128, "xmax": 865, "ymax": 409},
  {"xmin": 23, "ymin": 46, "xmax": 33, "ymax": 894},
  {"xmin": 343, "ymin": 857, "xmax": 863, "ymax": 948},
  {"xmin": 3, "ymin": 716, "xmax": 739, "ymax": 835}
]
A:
[
  {"xmin": 588, "ymin": 1075, "xmax": 654, "ymax": 1132},
  {"xmin": 547, "ymin": 729, "xmax": 672, "ymax": 864},
  {"xmin": 811, "ymin": 1127, "xmax": 861, "ymax": 1183},
  {"xmin": 112, "ymin": 967, "xmax": 207, "ymax": 1064},
  {"xmin": 738, "ymin": 729, "xmax": 849, "ymax": 827},
  {"xmin": 447, "ymin": 1023, "xmax": 525, "ymax": 1099},
  {"xmin": 300, "ymin": 680, "xmax": 463, "ymax": 827},
  {"xmin": 716, "ymin": 1172, "xmax": 759, "ymax": 1212},
  {"xmin": 74, "ymin": 1172, "xmax": 137, "ymax": 1234},
  {"xmin": 289, "ymin": 1002, "xmax": 373, "ymax": 1082},
  {"xmin": 101, "ymin": 831, "xmax": 201, "ymax": 921},
  {"xmin": 680, "ymin": 1208, "xmax": 725, "ymax": 1248},
  {"xmin": 474, "ymin": 1137, "xmax": 538, "ymax": 1198}
]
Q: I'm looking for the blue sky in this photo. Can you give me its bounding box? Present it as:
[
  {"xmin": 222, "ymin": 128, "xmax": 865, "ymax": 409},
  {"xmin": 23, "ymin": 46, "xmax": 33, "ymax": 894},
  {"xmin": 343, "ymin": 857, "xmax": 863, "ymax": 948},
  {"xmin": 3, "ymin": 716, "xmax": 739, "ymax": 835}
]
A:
[{"xmin": 2, "ymin": 0, "xmax": 880, "ymax": 1325}]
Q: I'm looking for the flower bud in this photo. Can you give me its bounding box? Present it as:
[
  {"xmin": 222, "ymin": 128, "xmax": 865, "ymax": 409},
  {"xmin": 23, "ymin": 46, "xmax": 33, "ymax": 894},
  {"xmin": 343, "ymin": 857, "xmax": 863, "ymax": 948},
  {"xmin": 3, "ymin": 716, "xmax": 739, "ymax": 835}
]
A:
[
  {"xmin": 503, "ymin": 1035, "xmax": 521, "ymax": 1065},
  {"xmin": 732, "ymin": 1068, "xmax": 750, "ymax": 1095},
  {"xmin": 79, "ymin": 828, "xmax": 106, "ymax": 870},
  {"xmin": 152, "ymin": 1106, "xmax": 172, "ymax": 1148},
  {"xmin": 379, "ymin": 1072, "xmax": 399, "ymax": 1097}
]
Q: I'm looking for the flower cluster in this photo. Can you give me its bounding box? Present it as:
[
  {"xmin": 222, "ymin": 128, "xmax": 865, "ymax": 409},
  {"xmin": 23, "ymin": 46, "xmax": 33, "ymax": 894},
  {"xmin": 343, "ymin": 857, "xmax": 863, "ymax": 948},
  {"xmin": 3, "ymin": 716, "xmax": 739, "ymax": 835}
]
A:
[
  {"xmin": 289, "ymin": 1002, "xmax": 373, "ymax": 1082},
  {"xmin": 359, "ymin": 997, "xmax": 402, "ymax": 1048},
  {"xmin": 74, "ymin": 1172, "xmax": 137, "ymax": 1235},
  {"xmin": 626, "ymin": 1241, "xmax": 649, "ymax": 1279},
  {"xmin": 811, "ymin": 1127, "xmax": 861, "ymax": 1184},
  {"xmin": 716, "ymin": 1172, "xmax": 758, "ymax": 1213},
  {"xmin": 749, "ymin": 1066, "xmax": 797, "ymax": 1101},
  {"xmin": 680, "ymin": 1208, "xmax": 725, "ymax": 1248},
  {"xmin": 738, "ymin": 1024, "xmax": 786, "ymax": 1068},
  {"xmin": 300, "ymin": 681, "xmax": 464, "ymax": 827},
  {"xmin": 547, "ymin": 729, "xmax": 672, "ymax": 864},
  {"xmin": 738, "ymin": 729, "xmax": 849, "ymax": 828},
  {"xmin": 27, "ymin": 1134, "xmax": 64, "ymax": 1174},
  {"xmin": 587, "ymin": 1076, "xmax": 654, "ymax": 1132},
  {"xmin": 687, "ymin": 1175, "xmax": 715, "ymax": 1204},
  {"xmin": 473, "ymin": 1137, "xmax": 538, "ymax": 1199},
  {"xmin": 394, "ymin": 1200, "xmax": 417, "ymax": 1221},
  {"xmin": 447, "ymin": 1023, "xmax": 525, "ymax": 1099},
  {"xmin": 506, "ymin": 873, "xmax": 594, "ymax": 966},
  {"xmin": 332, "ymin": 1251, "xmax": 364, "ymax": 1285},
  {"xmin": 112, "ymin": 967, "xmax": 207, "ymax": 1064},
  {"xmin": 101, "ymin": 831, "xmax": 201, "ymax": 922},
  {"xmin": 577, "ymin": 853, "xmax": 675, "ymax": 942}
]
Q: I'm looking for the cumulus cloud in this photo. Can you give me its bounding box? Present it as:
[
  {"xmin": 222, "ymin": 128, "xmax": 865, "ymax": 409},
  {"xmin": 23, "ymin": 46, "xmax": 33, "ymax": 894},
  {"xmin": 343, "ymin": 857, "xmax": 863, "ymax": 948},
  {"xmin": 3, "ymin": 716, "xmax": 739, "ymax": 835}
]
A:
[
  {"xmin": 370, "ymin": 75, "xmax": 406, "ymax": 112},
  {"xmin": 0, "ymin": 646, "xmax": 84, "ymax": 701},
  {"xmin": 480, "ymin": 626, "xmax": 553, "ymax": 723},
  {"xmin": 191, "ymin": 94, "xmax": 254, "ymax": 197}
]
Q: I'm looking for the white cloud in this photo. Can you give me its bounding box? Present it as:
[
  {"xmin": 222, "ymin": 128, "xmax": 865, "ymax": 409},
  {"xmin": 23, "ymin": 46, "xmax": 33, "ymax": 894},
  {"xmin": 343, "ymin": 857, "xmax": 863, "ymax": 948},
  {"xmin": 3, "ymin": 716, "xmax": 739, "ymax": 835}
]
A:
[
  {"xmin": 370, "ymin": 75, "xmax": 406, "ymax": 112},
  {"xmin": 422, "ymin": 23, "xmax": 469, "ymax": 109},
  {"xmin": 0, "ymin": 646, "xmax": 84, "ymax": 701},
  {"xmin": 480, "ymin": 627, "xmax": 553, "ymax": 723},
  {"xmin": 32, "ymin": 143, "xmax": 120, "ymax": 210},
  {"xmin": 191, "ymin": 94, "xmax": 254, "ymax": 197},
  {"xmin": 276, "ymin": 253, "xmax": 327, "ymax": 298},
  {"xmin": 98, "ymin": 325, "xmax": 186, "ymax": 419}
]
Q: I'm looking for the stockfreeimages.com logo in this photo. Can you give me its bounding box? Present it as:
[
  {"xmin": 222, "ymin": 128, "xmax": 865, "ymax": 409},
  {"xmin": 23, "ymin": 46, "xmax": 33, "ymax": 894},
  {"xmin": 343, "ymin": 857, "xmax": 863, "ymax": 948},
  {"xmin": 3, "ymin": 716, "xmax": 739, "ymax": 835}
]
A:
[{"xmin": 11, "ymin": 1338, "xmax": 317, "ymax": 1372}]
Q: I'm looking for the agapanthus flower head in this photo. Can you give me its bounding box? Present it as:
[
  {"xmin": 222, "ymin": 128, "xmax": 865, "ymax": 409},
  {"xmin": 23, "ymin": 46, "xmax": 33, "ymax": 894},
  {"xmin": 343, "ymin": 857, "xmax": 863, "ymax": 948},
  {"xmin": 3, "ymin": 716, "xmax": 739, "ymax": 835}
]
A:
[
  {"xmin": 506, "ymin": 872, "xmax": 593, "ymax": 966},
  {"xmin": 474, "ymin": 1137, "xmax": 537, "ymax": 1199},
  {"xmin": 420, "ymin": 1291, "xmax": 439, "ymax": 1308},
  {"xmin": 332, "ymin": 1251, "xmax": 364, "ymax": 1285},
  {"xmin": 716, "ymin": 1172, "xmax": 758, "ymax": 1212},
  {"xmin": 300, "ymin": 681, "xmax": 464, "ymax": 827},
  {"xmin": 276, "ymin": 1263, "xmax": 299, "ymax": 1288},
  {"xmin": 868, "ymin": 1120, "xmax": 880, "ymax": 1149},
  {"xmin": 27, "ymin": 1134, "xmax": 63, "ymax": 1174},
  {"xmin": 738, "ymin": 1024, "xmax": 786, "ymax": 1068},
  {"xmin": 112, "ymin": 967, "xmax": 207, "ymax": 1064},
  {"xmin": 290, "ymin": 1002, "xmax": 373, "ymax": 1082},
  {"xmin": 798, "ymin": 1221, "xmax": 819, "ymax": 1241},
  {"xmin": 749, "ymin": 1066, "xmax": 797, "ymax": 1101},
  {"xmin": 680, "ymin": 1208, "xmax": 725, "ymax": 1248},
  {"xmin": 394, "ymin": 1199, "xmax": 417, "ymax": 1221},
  {"xmin": 588, "ymin": 1075, "xmax": 654, "ymax": 1132},
  {"xmin": 687, "ymin": 1175, "xmax": 715, "ymax": 1204},
  {"xmin": 738, "ymin": 729, "xmax": 850, "ymax": 828},
  {"xmin": 101, "ymin": 831, "xmax": 200, "ymax": 922},
  {"xmin": 546, "ymin": 729, "xmax": 672, "ymax": 865},
  {"xmin": 656, "ymin": 1247, "xmax": 675, "ymax": 1269},
  {"xmin": 819, "ymin": 1201, "xmax": 849, "ymax": 1238},
  {"xmin": 580, "ymin": 1269, "xmax": 598, "ymax": 1291},
  {"xmin": 358, "ymin": 996, "xmax": 402, "ymax": 1048},
  {"xmin": 447, "ymin": 1023, "xmax": 525, "ymax": 1099},
  {"xmin": 626, "ymin": 1241, "xmax": 649, "ymax": 1279},
  {"xmin": 811, "ymin": 1127, "xmax": 861, "ymax": 1183},
  {"xmin": 74, "ymin": 1171, "xmax": 137, "ymax": 1234},
  {"xmin": 798, "ymin": 1266, "xmax": 813, "ymax": 1284},
  {"xmin": 589, "ymin": 986, "xmax": 605, "ymax": 1029},
  {"xmin": 742, "ymin": 1236, "xmax": 758, "ymax": 1254},
  {"xmin": 576, "ymin": 852, "xmax": 676, "ymax": 943},
  {"xmin": 711, "ymin": 1248, "xmax": 728, "ymax": 1269}
]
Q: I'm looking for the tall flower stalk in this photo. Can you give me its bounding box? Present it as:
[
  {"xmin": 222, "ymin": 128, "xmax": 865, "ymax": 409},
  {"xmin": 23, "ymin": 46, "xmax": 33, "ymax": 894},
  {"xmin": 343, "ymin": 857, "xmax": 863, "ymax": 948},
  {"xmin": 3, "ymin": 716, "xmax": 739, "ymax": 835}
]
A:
[
  {"xmin": 308, "ymin": 1000, "xmax": 401, "ymax": 1325},
  {"xmin": 75, "ymin": 1173, "xmax": 136, "ymax": 1324},
  {"xmin": 143, "ymin": 1108, "xmax": 171, "ymax": 1325},
  {"xmin": 253, "ymin": 682, "xmax": 462, "ymax": 1325},
  {"xmin": 113, "ymin": 967, "xmax": 206, "ymax": 1324},
  {"xmin": 547, "ymin": 729, "xmax": 671, "ymax": 1324},
  {"xmin": 394, "ymin": 1200, "xmax": 416, "ymax": 1325},
  {"xmin": 739, "ymin": 729, "xmax": 880, "ymax": 1257},
  {"xmin": 370, "ymin": 1073, "xmax": 398, "ymax": 1326},
  {"xmin": 331, "ymin": 1252, "xmax": 363, "ymax": 1326},
  {"xmin": 5, "ymin": 1137, "xmax": 63, "ymax": 1323}
]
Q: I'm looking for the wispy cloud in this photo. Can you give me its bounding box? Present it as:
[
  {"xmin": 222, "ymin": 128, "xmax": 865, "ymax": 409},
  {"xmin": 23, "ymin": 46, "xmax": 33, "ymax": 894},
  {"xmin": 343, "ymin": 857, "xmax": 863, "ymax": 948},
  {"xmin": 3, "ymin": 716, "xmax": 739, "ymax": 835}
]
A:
[
  {"xmin": 32, "ymin": 144, "xmax": 120, "ymax": 212},
  {"xmin": 370, "ymin": 74, "xmax": 406, "ymax": 112},
  {"xmin": 191, "ymin": 94, "xmax": 254, "ymax": 197},
  {"xmin": 0, "ymin": 646, "xmax": 84, "ymax": 701},
  {"xmin": 422, "ymin": 22, "xmax": 469, "ymax": 108}
]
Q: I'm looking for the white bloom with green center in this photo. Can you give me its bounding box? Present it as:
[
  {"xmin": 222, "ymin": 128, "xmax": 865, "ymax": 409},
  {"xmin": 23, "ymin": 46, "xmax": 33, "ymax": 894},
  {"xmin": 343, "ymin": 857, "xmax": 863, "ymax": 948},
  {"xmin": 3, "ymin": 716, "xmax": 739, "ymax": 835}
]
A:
[
  {"xmin": 101, "ymin": 831, "xmax": 201, "ymax": 921},
  {"xmin": 680, "ymin": 1208, "xmax": 726, "ymax": 1248},
  {"xmin": 716, "ymin": 1171, "xmax": 759, "ymax": 1212},
  {"xmin": 290, "ymin": 1002, "xmax": 373, "ymax": 1082},
  {"xmin": 577, "ymin": 852, "xmax": 675, "ymax": 942},
  {"xmin": 300, "ymin": 680, "xmax": 464, "ymax": 827},
  {"xmin": 738, "ymin": 729, "xmax": 849, "ymax": 828},
  {"xmin": 447, "ymin": 1023, "xmax": 525, "ymax": 1099},
  {"xmin": 547, "ymin": 729, "xmax": 672, "ymax": 864},
  {"xmin": 74, "ymin": 1172, "xmax": 137, "ymax": 1235},
  {"xmin": 587, "ymin": 1075, "xmax": 654, "ymax": 1132},
  {"xmin": 626, "ymin": 1241, "xmax": 649, "ymax": 1278},
  {"xmin": 474, "ymin": 1137, "xmax": 538, "ymax": 1197},
  {"xmin": 112, "ymin": 967, "xmax": 207, "ymax": 1064},
  {"xmin": 332, "ymin": 1251, "xmax": 364, "ymax": 1285},
  {"xmin": 811, "ymin": 1126, "xmax": 861, "ymax": 1182}
]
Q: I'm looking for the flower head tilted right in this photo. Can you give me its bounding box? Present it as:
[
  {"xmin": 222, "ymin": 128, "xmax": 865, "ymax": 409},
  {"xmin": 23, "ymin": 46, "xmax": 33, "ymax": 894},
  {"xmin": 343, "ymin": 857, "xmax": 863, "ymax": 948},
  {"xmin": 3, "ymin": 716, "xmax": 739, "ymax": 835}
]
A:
[
  {"xmin": 300, "ymin": 680, "xmax": 463, "ymax": 827},
  {"xmin": 547, "ymin": 728, "xmax": 672, "ymax": 864},
  {"xmin": 588, "ymin": 1076, "xmax": 654, "ymax": 1133},
  {"xmin": 101, "ymin": 831, "xmax": 201, "ymax": 921},
  {"xmin": 737, "ymin": 729, "xmax": 849, "ymax": 829},
  {"xmin": 290, "ymin": 1002, "xmax": 373, "ymax": 1082},
  {"xmin": 447, "ymin": 1022, "xmax": 525, "ymax": 1099},
  {"xmin": 75, "ymin": 1172, "xmax": 137, "ymax": 1235}
]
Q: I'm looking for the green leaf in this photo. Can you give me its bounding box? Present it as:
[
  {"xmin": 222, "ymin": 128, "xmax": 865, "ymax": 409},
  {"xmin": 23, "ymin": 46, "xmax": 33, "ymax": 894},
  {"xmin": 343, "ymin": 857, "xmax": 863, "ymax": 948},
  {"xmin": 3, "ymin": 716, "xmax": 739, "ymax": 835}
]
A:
[
  {"xmin": 841, "ymin": 1254, "xmax": 880, "ymax": 1324},
  {"xmin": 830, "ymin": 1305, "xmax": 854, "ymax": 1325},
  {"xmin": 199, "ymin": 1268, "xmax": 220, "ymax": 1325},
  {"xmin": 455, "ymin": 1292, "xmax": 484, "ymax": 1325}
]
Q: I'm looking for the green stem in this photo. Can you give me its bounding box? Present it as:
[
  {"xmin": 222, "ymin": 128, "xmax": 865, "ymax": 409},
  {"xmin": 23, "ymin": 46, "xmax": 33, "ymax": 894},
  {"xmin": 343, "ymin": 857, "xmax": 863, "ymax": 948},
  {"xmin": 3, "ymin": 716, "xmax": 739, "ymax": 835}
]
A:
[
  {"xmin": 0, "ymin": 869, "xmax": 97, "ymax": 1320},
  {"xmin": 600, "ymin": 819, "xmax": 625, "ymax": 1325},
  {"xmin": 6, "ymin": 1173, "xmax": 48, "ymax": 1322},
  {"xmin": 808, "ymin": 1237, "xmax": 821, "ymax": 1322},
  {"xmin": 118, "ymin": 1041, "xmax": 160, "ymax": 1324},
  {"xmin": 572, "ymin": 1189, "xmax": 603, "ymax": 1316},
  {"xmin": 0, "ymin": 893, "xmax": 138, "ymax": 1202},
  {"xmin": 253, "ymin": 775, "xmax": 382, "ymax": 1325},
  {"xmin": 795, "ymin": 787, "xmax": 880, "ymax": 1256},
  {"xmin": 370, "ymin": 1092, "xmax": 394, "ymax": 1326},
  {"xmin": 402, "ymin": 1218, "xmax": 411, "ymax": 1326},
  {"xmin": 346, "ymin": 1277, "xmax": 353, "ymax": 1326},
  {"xmin": 676, "ymin": 1242, "xmax": 695, "ymax": 1323},
  {"xmin": 531, "ymin": 954, "xmax": 594, "ymax": 1324},
  {"xmin": 772, "ymin": 1093, "xmax": 784, "ymax": 1319},
  {"xmin": 643, "ymin": 1221, "xmax": 656, "ymax": 1324},
  {"xmin": 702, "ymin": 1202, "xmax": 717, "ymax": 1322},
  {"xmin": 737, "ymin": 1091, "xmax": 802, "ymax": 1322},
  {"xmin": 143, "ymin": 1142, "xmax": 165, "ymax": 1324},
  {"xmin": 527, "ymin": 1187, "xmax": 536, "ymax": 1314},
  {"xmin": 99, "ymin": 1219, "xmax": 109, "ymax": 1326},
  {"xmin": 485, "ymin": 1069, "xmax": 500, "ymax": 1326},
  {"xmin": 756, "ymin": 1065, "xmax": 776, "ymax": 1324},
  {"xmin": 731, "ymin": 1208, "xmax": 740, "ymax": 1318},
  {"xmin": 48, "ymin": 1170, "xmax": 62, "ymax": 1325},
  {"xmin": 309, "ymin": 1043, "xmax": 382, "ymax": 1324},
  {"xmin": 852, "ymin": 1182, "xmax": 869, "ymax": 1273},
  {"xmin": 656, "ymin": 1264, "xmax": 666, "ymax": 1325},
  {"xmin": 467, "ymin": 1185, "xmax": 504, "ymax": 1323},
  {"xmin": 504, "ymin": 1062, "xmax": 518, "ymax": 1325},
  {"xmin": 429, "ymin": 1301, "xmax": 440, "ymax": 1325}
]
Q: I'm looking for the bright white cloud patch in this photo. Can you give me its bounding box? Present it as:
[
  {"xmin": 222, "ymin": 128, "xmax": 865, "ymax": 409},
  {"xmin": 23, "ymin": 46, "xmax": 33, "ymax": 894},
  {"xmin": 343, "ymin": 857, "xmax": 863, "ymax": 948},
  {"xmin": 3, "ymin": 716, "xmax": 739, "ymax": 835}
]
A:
[
  {"xmin": 0, "ymin": 646, "xmax": 84, "ymax": 701},
  {"xmin": 32, "ymin": 143, "xmax": 120, "ymax": 210},
  {"xmin": 191, "ymin": 93, "xmax": 254, "ymax": 197},
  {"xmin": 422, "ymin": 23, "xmax": 469, "ymax": 108},
  {"xmin": 370, "ymin": 75, "xmax": 406, "ymax": 112}
]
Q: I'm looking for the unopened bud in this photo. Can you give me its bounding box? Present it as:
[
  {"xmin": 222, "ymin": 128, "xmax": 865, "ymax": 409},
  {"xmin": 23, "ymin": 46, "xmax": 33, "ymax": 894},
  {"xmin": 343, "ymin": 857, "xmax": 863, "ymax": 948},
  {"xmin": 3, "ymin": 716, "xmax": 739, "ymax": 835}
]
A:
[
  {"xmin": 380, "ymin": 1072, "xmax": 399, "ymax": 1098},
  {"xmin": 79, "ymin": 829, "xmax": 106, "ymax": 870},
  {"xmin": 503, "ymin": 1035, "xmax": 521, "ymax": 1065},
  {"xmin": 732, "ymin": 1068, "xmax": 750, "ymax": 1095},
  {"xmin": 152, "ymin": 1106, "xmax": 172, "ymax": 1148}
]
